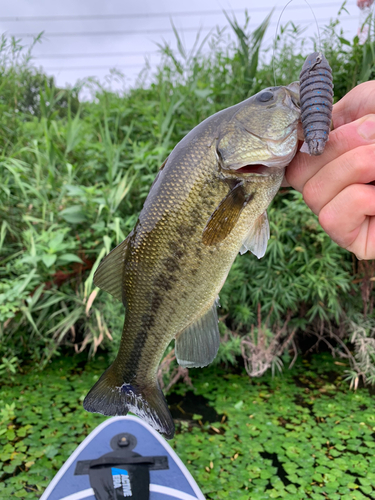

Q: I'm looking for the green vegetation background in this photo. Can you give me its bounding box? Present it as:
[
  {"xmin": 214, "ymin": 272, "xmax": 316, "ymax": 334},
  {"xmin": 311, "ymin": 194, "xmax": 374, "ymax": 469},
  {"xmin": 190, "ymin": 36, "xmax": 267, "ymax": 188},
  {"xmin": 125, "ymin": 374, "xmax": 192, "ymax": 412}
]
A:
[{"xmin": 1, "ymin": 5, "xmax": 375, "ymax": 499}]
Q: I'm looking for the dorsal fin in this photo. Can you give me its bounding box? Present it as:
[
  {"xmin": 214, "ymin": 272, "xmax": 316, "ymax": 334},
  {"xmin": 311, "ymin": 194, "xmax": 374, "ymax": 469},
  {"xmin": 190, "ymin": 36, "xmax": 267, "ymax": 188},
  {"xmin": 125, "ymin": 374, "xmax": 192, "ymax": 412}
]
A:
[{"xmin": 93, "ymin": 235, "xmax": 131, "ymax": 302}]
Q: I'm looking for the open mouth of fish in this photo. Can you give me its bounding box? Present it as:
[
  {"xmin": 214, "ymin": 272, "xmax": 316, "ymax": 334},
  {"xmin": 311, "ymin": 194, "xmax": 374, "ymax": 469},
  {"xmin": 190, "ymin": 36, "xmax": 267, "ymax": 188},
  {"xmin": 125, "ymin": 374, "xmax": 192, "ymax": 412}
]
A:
[
  {"xmin": 221, "ymin": 161, "xmax": 284, "ymax": 178},
  {"xmin": 236, "ymin": 164, "xmax": 276, "ymax": 175},
  {"xmin": 231, "ymin": 162, "xmax": 289, "ymax": 177}
]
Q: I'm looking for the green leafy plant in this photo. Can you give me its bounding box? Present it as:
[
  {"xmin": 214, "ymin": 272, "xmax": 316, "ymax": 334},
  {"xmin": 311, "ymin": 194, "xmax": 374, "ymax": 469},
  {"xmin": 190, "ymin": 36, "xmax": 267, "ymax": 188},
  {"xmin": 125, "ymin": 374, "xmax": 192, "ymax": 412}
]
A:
[
  {"xmin": 173, "ymin": 354, "xmax": 375, "ymax": 500},
  {"xmin": 0, "ymin": 6, "xmax": 375, "ymax": 385}
]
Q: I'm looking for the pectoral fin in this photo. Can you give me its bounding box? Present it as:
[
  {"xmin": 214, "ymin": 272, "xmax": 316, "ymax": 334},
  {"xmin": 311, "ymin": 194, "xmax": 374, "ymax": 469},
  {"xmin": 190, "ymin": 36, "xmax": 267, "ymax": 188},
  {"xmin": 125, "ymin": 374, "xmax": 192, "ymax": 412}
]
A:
[
  {"xmin": 240, "ymin": 211, "xmax": 270, "ymax": 259},
  {"xmin": 93, "ymin": 235, "xmax": 131, "ymax": 302},
  {"xmin": 175, "ymin": 299, "xmax": 220, "ymax": 368},
  {"xmin": 202, "ymin": 182, "xmax": 253, "ymax": 246}
]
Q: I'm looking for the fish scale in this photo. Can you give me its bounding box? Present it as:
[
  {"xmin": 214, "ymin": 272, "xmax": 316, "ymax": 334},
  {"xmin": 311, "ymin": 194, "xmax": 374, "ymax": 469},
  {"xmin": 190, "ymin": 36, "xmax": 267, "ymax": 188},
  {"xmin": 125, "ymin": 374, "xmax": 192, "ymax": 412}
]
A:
[{"xmin": 84, "ymin": 84, "xmax": 301, "ymax": 438}]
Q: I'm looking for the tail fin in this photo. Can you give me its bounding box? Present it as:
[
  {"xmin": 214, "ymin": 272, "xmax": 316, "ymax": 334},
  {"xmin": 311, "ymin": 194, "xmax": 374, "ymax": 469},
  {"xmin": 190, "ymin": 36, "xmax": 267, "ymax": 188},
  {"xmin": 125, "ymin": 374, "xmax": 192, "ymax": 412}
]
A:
[{"xmin": 83, "ymin": 364, "xmax": 175, "ymax": 439}]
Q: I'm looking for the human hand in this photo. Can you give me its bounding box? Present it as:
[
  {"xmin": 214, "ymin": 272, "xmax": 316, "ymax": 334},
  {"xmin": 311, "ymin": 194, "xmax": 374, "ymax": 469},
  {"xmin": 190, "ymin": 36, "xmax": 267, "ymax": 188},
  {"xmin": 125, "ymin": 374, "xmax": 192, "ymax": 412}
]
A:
[{"xmin": 283, "ymin": 81, "xmax": 375, "ymax": 260}]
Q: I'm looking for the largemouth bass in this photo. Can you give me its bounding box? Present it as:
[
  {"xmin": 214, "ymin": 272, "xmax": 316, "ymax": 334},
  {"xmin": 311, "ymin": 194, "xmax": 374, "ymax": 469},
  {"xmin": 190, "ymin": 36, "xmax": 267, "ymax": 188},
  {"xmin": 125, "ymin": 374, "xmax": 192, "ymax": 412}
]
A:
[{"xmin": 84, "ymin": 83, "xmax": 301, "ymax": 439}]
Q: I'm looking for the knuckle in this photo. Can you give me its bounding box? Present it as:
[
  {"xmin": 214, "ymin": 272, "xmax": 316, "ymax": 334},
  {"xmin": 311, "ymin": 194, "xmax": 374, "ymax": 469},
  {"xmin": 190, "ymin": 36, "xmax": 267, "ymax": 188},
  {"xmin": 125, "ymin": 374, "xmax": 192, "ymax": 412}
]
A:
[
  {"xmin": 302, "ymin": 178, "xmax": 321, "ymax": 212},
  {"xmin": 354, "ymin": 252, "xmax": 365, "ymax": 261},
  {"xmin": 330, "ymin": 124, "xmax": 347, "ymax": 146},
  {"xmin": 341, "ymin": 144, "xmax": 375, "ymax": 180},
  {"xmin": 338, "ymin": 152, "xmax": 354, "ymax": 175},
  {"xmin": 318, "ymin": 206, "xmax": 334, "ymax": 234}
]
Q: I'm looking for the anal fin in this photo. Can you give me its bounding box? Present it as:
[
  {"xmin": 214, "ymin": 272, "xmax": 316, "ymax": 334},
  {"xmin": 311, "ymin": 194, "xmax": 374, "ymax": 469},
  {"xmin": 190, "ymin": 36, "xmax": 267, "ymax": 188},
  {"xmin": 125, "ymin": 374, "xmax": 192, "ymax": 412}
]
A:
[
  {"xmin": 93, "ymin": 234, "xmax": 131, "ymax": 302},
  {"xmin": 175, "ymin": 299, "xmax": 220, "ymax": 368},
  {"xmin": 240, "ymin": 211, "xmax": 270, "ymax": 259}
]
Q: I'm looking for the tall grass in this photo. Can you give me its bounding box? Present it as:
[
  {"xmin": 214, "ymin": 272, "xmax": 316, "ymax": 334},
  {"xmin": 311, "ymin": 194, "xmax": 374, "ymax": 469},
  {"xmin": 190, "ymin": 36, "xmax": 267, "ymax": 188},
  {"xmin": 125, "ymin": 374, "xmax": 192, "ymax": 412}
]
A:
[{"xmin": 1, "ymin": 8, "xmax": 375, "ymax": 384}]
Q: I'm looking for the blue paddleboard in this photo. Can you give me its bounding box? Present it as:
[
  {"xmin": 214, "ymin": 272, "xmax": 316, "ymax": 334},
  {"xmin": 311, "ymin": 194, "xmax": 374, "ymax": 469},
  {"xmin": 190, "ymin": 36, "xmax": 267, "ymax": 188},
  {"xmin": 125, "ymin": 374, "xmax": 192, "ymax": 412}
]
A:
[{"xmin": 41, "ymin": 416, "xmax": 205, "ymax": 500}]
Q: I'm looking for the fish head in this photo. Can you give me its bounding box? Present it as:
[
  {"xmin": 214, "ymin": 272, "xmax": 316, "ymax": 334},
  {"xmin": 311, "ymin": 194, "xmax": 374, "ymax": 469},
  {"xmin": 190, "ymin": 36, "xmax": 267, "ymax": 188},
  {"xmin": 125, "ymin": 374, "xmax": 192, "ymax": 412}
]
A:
[{"xmin": 216, "ymin": 82, "xmax": 301, "ymax": 178}]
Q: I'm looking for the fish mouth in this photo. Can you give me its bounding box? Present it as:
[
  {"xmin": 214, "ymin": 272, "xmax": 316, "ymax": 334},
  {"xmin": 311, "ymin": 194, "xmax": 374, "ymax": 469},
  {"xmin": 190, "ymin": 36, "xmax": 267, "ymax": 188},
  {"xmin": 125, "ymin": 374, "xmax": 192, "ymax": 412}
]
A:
[
  {"xmin": 235, "ymin": 164, "xmax": 277, "ymax": 175},
  {"xmin": 229, "ymin": 164, "xmax": 284, "ymax": 177}
]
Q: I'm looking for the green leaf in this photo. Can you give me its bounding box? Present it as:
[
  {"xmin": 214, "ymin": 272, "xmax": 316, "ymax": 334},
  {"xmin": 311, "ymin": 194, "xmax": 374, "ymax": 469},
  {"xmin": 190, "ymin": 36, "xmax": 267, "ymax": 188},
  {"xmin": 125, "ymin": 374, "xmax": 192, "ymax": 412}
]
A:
[
  {"xmin": 42, "ymin": 254, "xmax": 57, "ymax": 268},
  {"xmin": 338, "ymin": 37, "xmax": 351, "ymax": 46},
  {"xmin": 6, "ymin": 429, "xmax": 15, "ymax": 441},
  {"xmin": 59, "ymin": 206, "xmax": 86, "ymax": 223},
  {"xmin": 194, "ymin": 89, "xmax": 212, "ymax": 98},
  {"xmin": 48, "ymin": 232, "xmax": 65, "ymax": 250},
  {"xmin": 347, "ymin": 482, "xmax": 359, "ymax": 489},
  {"xmin": 57, "ymin": 253, "xmax": 83, "ymax": 264}
]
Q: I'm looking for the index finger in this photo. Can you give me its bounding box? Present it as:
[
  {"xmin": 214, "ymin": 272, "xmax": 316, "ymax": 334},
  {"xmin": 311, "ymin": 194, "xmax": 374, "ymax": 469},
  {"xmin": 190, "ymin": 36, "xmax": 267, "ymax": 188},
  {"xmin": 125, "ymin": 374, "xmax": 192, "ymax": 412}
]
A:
[
  {"xmin": 333, "ymin": 81, "xmax": 375, "ymax": 129},
  {"xmin": 284, "ymin": 114, "xmax": 375, "ymax": 192}
]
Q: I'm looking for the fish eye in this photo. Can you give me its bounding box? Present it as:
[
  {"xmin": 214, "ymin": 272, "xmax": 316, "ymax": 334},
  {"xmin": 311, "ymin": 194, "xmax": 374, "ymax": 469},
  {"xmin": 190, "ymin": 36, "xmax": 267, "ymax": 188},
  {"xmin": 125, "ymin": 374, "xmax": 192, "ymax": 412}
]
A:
[{"xmin": 258, "ymin": 91, "xmax": 274, "ymax": 103}]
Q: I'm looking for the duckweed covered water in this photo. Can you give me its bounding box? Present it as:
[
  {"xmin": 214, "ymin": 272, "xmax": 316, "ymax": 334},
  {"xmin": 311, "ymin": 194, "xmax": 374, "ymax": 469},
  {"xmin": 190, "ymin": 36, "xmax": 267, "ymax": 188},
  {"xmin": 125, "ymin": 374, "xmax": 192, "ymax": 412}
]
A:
[{"xmin": 0, "ymin": 353, "xmax": 374, "ymax": 499}]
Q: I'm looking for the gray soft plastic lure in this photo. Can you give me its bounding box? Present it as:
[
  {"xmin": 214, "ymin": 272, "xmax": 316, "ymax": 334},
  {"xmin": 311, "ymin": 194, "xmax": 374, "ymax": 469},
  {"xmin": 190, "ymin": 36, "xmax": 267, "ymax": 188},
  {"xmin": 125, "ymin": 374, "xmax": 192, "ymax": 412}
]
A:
[{"xmin": 299, "ymin": 51, "xmax": 333, "ymax": 155}]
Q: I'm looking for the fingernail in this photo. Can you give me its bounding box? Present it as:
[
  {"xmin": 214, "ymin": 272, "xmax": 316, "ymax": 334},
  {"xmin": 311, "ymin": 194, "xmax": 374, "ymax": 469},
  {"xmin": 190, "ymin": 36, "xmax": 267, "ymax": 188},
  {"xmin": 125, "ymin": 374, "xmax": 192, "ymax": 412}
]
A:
[{"xmin": 358, "ymin": 116, "xmax": 375, "ymax": 141}]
